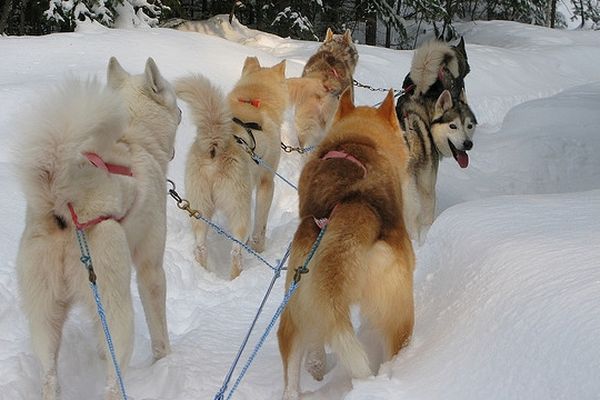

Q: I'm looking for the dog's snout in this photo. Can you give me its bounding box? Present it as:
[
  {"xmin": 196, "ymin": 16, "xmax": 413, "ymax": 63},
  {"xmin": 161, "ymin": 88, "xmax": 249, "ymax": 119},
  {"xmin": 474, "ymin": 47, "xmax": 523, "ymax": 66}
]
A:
[{"xmin": 463, "ymin": 139, "xmax": 473, "ymax": 150}]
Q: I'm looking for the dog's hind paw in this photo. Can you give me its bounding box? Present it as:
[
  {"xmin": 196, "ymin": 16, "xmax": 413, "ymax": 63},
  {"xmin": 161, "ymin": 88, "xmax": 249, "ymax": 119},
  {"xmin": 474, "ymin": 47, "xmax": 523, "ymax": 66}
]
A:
[
  {"xmin": 305, "ymin": 347, "xmax": 326, "ymax": 381},
  {"xmin": 152, "ymin": 340, "xmax": 171, "ymax": 361},
  {"xmin": 194, "ymin": 245, "xmax": 208, "ymax": 267},
  {"xmin": 249, "ymin": 236, "xmax": 265, "ymax": 253},
  {"xmin": 283, "ymin": 389, "xmax": 299, "ymax": 400},
  {"xmin": 42, "ymin": 372, "xmax": 59, "ymax": 400}
]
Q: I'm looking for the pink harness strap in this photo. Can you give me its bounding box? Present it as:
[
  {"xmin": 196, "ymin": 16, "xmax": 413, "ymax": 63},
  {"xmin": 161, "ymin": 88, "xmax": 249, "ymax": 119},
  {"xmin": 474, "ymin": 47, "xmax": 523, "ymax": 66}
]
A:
[
  {"xmin": 67, "ymin": 203, "xmax": 121, "ymax": 230},
  {"xmin": 84, "ymin": 152, "xmax": 133, "ymax": 176},
  {"xmin": 322, "ymin": 150, "xmax": 367, "ymax": 177},
  {"xmin": 67, "ymin": 153, "xmax": 132, "ymax": 230}
]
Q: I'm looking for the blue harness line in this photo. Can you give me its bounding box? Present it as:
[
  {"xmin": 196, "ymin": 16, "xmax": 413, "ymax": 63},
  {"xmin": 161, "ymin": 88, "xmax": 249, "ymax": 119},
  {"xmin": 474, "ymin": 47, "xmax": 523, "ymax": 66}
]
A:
[
  {"xmin": 74, "ymin": 226, "xmax": 128, "ymax": 400},
  {"xmin": 214, "ymin": 221, "xmax": 329, "ymax": 400}
]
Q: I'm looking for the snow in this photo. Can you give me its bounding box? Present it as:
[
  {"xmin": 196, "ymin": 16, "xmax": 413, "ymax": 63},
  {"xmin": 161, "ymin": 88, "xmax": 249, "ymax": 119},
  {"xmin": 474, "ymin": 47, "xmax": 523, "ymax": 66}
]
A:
[{"xmin": 1, "ymin": 18, "xmax": 600, "ymax": 400}]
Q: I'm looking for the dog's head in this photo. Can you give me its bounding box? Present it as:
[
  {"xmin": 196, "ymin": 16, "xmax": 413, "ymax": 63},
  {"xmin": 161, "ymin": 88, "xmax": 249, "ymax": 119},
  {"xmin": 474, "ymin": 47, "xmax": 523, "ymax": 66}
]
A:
[
  {"xmin": 319, "ymin": 28, "xmax": 359, "ymax": 72},
  {"xmin": 234, "ymin": 57, "xmax": 288, "ymax": 128},
  {"xmin": 333, "ymin": 88, "xmax": 402, "ymax": 141},
  {"xmin": 430, "ymin": 90, "xmax": 477, "ymax": 168},
  {"xmin": 107, "ymin": 57, "xmax": 181, "ymax": 164}
]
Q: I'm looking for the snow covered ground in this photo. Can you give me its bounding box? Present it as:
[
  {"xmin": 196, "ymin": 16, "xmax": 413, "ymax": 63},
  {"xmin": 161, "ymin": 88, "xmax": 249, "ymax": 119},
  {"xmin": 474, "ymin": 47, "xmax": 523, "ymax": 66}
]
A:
[{"xmin": 1, "ymin": 18, "xmax": 600, "ymax": 400}]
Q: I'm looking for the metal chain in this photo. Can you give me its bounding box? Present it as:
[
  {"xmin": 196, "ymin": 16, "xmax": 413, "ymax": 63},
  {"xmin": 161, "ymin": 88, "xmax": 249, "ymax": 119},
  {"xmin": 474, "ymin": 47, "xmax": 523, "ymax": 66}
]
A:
[
  {"xmin": 353, "ymin": 78, "xmax": 389, "ymax": 92},
  {"xmin": 280, "ymin": 141, "xmax": 315, "ymax": 155}
]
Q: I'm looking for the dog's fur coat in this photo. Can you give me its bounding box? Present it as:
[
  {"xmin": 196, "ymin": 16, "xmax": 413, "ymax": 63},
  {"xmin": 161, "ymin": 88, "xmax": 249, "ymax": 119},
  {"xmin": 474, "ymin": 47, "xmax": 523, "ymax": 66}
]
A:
[
  {"xmin": 15, "ymin": 57, "xmax": 181, "ymax": 399},
  {"xmin": 176, "ymin": 57, "xmax": 288, "ymax": 278},
  {"xmin": 396, "ymin": 39, "xmax": 477, "ymax": 241},
  {"xmin": 277, "ymin": 89, "xmax": 415, "ymax": 400},
  {"xmin": 287, "ymin": 28, "xmax": 359, "ymax": 149}
]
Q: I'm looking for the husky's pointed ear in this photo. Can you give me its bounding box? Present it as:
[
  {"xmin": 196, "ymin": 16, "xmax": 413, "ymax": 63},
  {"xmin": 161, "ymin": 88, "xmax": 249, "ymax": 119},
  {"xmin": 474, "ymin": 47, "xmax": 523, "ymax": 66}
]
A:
[
  {"xmin": 242, "ymin": 56, "xmax": 261, "ymax": 76},
  {"xmin": 334, "ymin": 88, "xmax": 354, "ymax": 121},
  {"xmin": 107, "ymin": 57, "xmax": 129, "ymax": 89},
  {"xmin": 343, "ymin": 30, "xmax": 352, "ymax": 44},
  {"xmin": 144, "ymin": 57, "xmax": 167, "ymax": 94},
  {"xmin": 378, "ymin": 89, "xmax": 400, "ymax": 130},
  {"xmin": 459, "ymin": 88, "xmax": 468, "ymax": 103},
  {"xmin": 271, "ymin": 60, "xmax": 286, "ymax": 78},
  {"xmin": 435, "ymin": 90, "xmax": 453, "ymax": 116},
  {"xmin": 325, "ymin": 27, "xmax": 334, "ymax": 42}
]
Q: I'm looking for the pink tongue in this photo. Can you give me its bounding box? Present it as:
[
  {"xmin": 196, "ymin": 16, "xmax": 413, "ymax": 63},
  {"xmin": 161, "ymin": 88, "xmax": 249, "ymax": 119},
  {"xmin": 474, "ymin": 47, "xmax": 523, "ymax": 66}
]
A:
[{"xmin": 456, "ymin": 150, "xmax": 469, "ymax": 168}]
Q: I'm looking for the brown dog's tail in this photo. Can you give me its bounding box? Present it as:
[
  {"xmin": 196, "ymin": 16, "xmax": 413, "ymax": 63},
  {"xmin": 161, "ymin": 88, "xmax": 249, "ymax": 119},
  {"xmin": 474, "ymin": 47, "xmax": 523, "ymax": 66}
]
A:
[{"xmin": 309, "ymin": 200, "xmax": 381, "ymax": 378}]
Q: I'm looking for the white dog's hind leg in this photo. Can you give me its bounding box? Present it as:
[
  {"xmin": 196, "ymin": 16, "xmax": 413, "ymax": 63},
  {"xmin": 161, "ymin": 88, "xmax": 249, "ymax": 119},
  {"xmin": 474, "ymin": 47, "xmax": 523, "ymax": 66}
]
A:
[
  {"xmin": 250, "ymin": 174, "xmax": 275, "ymax": 253},
  {"xmin": 134, "ymin": 248, "xmax": 171, "ymax": 361},
  {"xmin": 17, "ymin": 232, "xmax": 69, "ymax": 400},
  {"xmin": 81, "ymin": 222, "xmax": 134, "ymax": 400},
  {"xmin": 191, "ymin": 208, "xmax": 213, "ymax": 267},
  {"xmin": 224, "ymin": 195, "xmax": 251, "ymax": 279}
]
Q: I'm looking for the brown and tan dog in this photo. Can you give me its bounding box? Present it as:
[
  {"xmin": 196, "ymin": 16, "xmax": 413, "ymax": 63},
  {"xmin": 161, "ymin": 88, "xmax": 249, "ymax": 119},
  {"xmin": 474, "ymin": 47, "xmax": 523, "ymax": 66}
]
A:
[
  {"xmin": 277, "ymin": 89, "xmax": 415, "ymax": 400},
  {"xmin": 287, "ymin": 28, "xmax": 359, "ymax": 150}
]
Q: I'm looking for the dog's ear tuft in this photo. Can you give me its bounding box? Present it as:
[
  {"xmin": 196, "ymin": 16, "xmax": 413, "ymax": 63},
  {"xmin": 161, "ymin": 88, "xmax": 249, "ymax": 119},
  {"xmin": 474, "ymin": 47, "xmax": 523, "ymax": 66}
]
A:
[
  {"xmin": 456, "ymin": 36, "xmax": 466, "ymax": 54},
  {"xmin": 334, "ymin": 88, "xmax": 354, "ymax": 121},
  {"xmin": 343, "ymin": 30, "xmax": 352, "ymax": 44},
  {"xmin": 144, "ymin": 57, "xmax": 167, "ymax": 94},
  {"xmin": 435, "ymin": 90, "xmax": 453, "ymax": 116},
  {"xmin": 242, "ymin": 57, "xmax": 261, "ymax": 76},
  {"xmin": 272, "ymin": 60, "xmax": 286, "ymax": 78},
  {"xmin": 325, "ymin": 28, "xmax": 334, "ymax": 42},
  {"xmin": 378, "ymin": 89, "xmax": 400, "ymax": 130},
  {"xmin": 107, "ymin": 57, "xmax": 129, "ymax": 89}
]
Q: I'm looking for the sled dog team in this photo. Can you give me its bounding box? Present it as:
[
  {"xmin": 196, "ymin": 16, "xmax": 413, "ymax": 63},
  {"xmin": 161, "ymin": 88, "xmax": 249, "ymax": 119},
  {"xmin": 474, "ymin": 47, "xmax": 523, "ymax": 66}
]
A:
[{"xmin": 15, "ymin": 28, "xmax": 476, "ymax": 399}]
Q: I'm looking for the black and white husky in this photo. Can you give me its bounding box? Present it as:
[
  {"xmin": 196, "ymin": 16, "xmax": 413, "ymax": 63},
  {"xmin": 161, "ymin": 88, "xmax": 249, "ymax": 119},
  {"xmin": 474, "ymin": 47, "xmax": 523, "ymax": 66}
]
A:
[{"xmin": 396, "ymin": 39, "xmax": 477, "ymax": 241}]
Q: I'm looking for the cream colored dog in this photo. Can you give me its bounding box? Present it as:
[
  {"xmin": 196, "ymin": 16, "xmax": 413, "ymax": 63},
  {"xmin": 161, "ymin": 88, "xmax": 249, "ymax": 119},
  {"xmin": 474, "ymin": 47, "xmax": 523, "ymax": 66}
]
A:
[
  {"xmin": 176, "ymin": 57, "xmax": 288, "ymax": 278},
  {"xmin": 15, "ymin": 57, "xmax": 180, "ymax": 400}
]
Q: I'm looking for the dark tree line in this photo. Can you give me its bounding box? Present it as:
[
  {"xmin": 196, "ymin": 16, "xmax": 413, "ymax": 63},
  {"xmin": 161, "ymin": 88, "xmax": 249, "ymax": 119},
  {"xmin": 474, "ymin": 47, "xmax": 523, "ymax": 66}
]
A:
[{"xmin": 1, "ymin": 0, "xmax": 599, "ymax": 46}]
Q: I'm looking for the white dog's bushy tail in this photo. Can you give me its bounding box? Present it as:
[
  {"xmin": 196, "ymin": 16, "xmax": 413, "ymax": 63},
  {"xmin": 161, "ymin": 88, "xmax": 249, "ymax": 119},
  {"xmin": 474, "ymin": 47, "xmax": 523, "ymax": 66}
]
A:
[
  {"xmin": 15, "ymin": 79, "xmax": 129, "ymax": 214},
  {"xmin": 175, "ymin": 75, "xmax": 233, "ymax": 154},
  {"xmin": 410, "ymin": 40, "xmax": 458, "ymax": 96}
]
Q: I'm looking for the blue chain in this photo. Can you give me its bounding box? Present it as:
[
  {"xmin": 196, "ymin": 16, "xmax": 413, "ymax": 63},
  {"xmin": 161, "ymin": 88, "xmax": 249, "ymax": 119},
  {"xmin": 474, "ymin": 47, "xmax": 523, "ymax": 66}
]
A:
[{"xmin": 74, "ymin": 228, "xmax": 128, "ymax": 400}]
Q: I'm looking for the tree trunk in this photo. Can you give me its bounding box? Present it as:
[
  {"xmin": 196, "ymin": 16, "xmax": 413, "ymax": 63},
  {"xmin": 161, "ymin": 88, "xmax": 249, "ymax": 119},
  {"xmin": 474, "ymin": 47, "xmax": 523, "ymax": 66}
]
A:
[
  {"xmin": 580, "ymin": 0, "xmax": 585, "ymax": 28},
  {"xmin": 365, "ymin": 13, "xmax": 376, "ymax": 45},
  {"xmin": 19, "ymin": 0, "xmax": 29, "ymax": 35},
  {"xmin": 550, "ymin": 0, "xmax": 557, "ymax": 28},
  {"xmin": 385, "ymin": 22, "xmax": 391, "ymax": 48},
  {"xmin": 0, "ymin": 0, "xmax": 13, "ymax": 34}
]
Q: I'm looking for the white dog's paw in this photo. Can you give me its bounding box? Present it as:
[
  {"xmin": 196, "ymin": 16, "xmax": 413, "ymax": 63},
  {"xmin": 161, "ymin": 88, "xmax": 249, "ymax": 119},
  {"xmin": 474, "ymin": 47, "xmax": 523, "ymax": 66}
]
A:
[
  {"xmin": 41, "ymin": 372, "xmax": 59, "ymax": 400},
  {"xmin": 152, "ymin": 340, "xmax": 171, "ymax": 361},
  {"xmin": 283, "ymin": 389, "xmax": 299, "ymax": 400},
  {"xmin": 249, "ymin": 236, "xmax": 265, "ymax": 253},
  {"xmin": 194, "ymin": 245, "xmax": 208, "ymax": 267}
]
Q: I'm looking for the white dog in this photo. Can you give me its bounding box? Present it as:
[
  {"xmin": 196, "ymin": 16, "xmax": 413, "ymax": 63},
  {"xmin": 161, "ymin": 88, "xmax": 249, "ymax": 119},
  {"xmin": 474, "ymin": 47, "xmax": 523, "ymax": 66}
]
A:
[
  {"xmin": 176, "ymin": 57, "xmax": 288, "ymax": 279},
  {"xmin": 15, "ymin": 57, "xmax": 181, "ymax": 399}
]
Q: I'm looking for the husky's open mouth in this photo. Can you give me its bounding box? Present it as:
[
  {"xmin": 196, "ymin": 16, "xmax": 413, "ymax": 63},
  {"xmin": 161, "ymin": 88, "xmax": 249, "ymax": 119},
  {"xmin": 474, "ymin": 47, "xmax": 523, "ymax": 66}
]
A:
[{"xmin": 448, "ymin": 139, "xmax": 469, "ymax": 168}]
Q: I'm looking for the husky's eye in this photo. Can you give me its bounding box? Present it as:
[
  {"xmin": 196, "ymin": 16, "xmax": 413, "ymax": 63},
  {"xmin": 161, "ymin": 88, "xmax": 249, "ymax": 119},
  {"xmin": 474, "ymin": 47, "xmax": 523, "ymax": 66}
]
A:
[
  {"xmin": 467, "ymin": 124, "xmax": 473, "ymax": 129},
  {"xmin": 449, "ymin": 123, "xmax": 457, "ymax": 129}
]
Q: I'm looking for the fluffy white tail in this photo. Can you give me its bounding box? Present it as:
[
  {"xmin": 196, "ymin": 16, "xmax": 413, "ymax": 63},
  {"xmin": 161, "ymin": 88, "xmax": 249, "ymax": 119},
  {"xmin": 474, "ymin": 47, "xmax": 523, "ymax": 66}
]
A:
[
  {"xmin": 410, "ymin": 40, "xmax": 458, "ymax": 96},
  {"xmin": 15, "ymin": 79, "xmax": 129, "ymax": 214},
  {"xmin": 175, "ymin": 74, "xmax": 233, "ymax": 152},
  {"xmin": 331, "ymin": 327, "xmax": 372, "ymax": 378}
]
